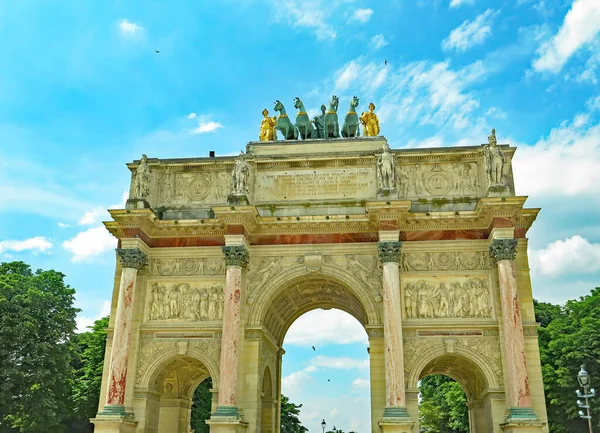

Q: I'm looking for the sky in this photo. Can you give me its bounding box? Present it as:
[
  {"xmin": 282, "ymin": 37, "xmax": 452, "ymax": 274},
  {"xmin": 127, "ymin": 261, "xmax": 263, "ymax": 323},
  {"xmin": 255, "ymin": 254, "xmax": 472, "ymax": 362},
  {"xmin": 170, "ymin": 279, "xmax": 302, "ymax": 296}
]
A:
[{"xmin": 1, "ymin": 0, "xmax": 600, "ymax": 431}]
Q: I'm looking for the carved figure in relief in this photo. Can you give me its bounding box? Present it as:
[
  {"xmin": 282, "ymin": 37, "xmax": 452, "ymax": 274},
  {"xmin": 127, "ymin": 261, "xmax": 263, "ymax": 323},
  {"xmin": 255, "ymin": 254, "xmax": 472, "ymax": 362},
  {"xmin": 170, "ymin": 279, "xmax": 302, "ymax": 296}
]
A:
[
  {"xmin": 482, "ymin": 128, "xmax": 506, "ymax": 186},
  {"xmin": 149, "ymin": 283, "xmax": 162, "ymax": 320},
  {"xmin": 191, "ymin": 289, "xmax": 201, "ymax": 320},
  {"xmin": 168, "ymin": 285, "xmax": 182, "ymax": 318},
  {"xmin": 208, "ymin": 288, "xmax": 218, "ymax": 320},
  {"xmin": 405, "ymin": 278, "xmax": 492, "ymax": 319},
  {"xmin": 200, "ymin": 289, "xmax": 209, "ymax": 319},
  {"xmin": 377, "ymin": 143, "xmax": 396, "ymax": 190},
  {"xmin": 414, "ymin": 165, "xmax": 426, "ymax": 196},
  {"xmin": 346, "ymin": 255, "xmax": 376, "ymax": 288},
  {"xmin": 217, "ymin": 291, "xmax": 224, "ymax": 320},
  {"xmin": 250, "ymin": 257, "xmax": 283, "ymax": 291},
  {"xmin": 397, "ymin": 167, "xmax": 409, "ymax": 197},
  {"xmin": 231, "ymin": 152, "xmax": 250, "ymax": 195},
  {"xmin": 132, "ymin": 154, "xmax": 151, "ymax": 199},
  {"xmin": 359, "ymin": 102, "xmax": 380, "ymax": 137},
  {"xmin": 259, "ymin": 108, "xmax": 277, "ymax": 141}
]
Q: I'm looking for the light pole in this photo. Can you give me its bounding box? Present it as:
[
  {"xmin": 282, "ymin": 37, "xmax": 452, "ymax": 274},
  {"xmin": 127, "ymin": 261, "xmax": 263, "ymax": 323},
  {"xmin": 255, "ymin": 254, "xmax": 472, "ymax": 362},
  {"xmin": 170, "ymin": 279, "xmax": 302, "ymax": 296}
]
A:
[
  {"xmin": 321, "ymin": 419, "xmax": 326, "ymax": 433},
  {"xmin": 576, "ymin": 364, "xmax": 596, "ymax": 433}
]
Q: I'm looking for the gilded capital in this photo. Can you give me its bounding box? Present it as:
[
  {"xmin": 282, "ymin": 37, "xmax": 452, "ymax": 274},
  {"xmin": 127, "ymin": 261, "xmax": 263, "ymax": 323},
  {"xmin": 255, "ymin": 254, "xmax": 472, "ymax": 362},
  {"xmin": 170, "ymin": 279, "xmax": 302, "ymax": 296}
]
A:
[
  {"xmin": 116, "ymin": 248, "xmax": 148, "ymax": 270},
  {"xmin": 222, "ymin": 245, "xmax": 250, "ymax": 268},
  {"xmin": 377, "ymin": 241, "xmax": 402, "ymax": 263},
  {"xmin": 489, "ymin": 238, "xmax": 518, "ymax": 262}
]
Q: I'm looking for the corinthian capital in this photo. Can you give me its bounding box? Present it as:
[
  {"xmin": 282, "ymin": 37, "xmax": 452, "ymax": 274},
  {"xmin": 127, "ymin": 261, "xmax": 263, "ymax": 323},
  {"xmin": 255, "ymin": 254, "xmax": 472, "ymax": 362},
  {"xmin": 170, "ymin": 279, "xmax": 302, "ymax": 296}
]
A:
[
  {"xmin": 222, "ymin": 245, "xmax": 250, "ymax": 268},
  {"xmin": 377, "ymin": 241, "xmax": 402, "ymax": 263},
  {"xmin": 489, "ymin": 239, "xmax": 518, "ymax": 262},
  {"xmin": 116, "ymin": 248, "xmax": 148, "ymax": 270}
]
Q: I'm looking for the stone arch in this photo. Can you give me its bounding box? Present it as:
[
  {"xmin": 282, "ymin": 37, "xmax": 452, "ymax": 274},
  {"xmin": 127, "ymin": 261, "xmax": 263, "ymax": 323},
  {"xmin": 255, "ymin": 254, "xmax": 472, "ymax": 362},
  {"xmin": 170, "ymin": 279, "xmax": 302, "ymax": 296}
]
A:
[
  {"xmin": 260, "ymin": 366, "xmax": 275, "ymax": 433},
  {"xmin": 407, "ymin": 344, "xmax": 501, "ymax": 399},
  {"xmin": 247, "ymin": 262, "xmax": 382, "ymax": 338},
  {"xmin": 136, "ymin": 342, "xmax": 220, "ymax": 394}
]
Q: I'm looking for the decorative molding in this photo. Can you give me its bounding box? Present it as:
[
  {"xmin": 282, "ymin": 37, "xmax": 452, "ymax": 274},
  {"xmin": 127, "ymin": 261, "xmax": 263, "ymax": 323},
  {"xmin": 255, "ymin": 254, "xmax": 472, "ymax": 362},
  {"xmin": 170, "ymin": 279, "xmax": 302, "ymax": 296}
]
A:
[
  {"xmin": 489, "ymin": 239, "xmax": 518, "ymax": 262},
  {"xmin": 148, "ymin": 258, "xmax": 226, "ymax": 276},
  {"xmin": 222, "ymin": 245, "xmax": 250, "ymax": 268},
  {"xmin": 377, "ymin": 241, "xmax": 402, "ymax": 263},
  {"xmin": 400, "ymin": 251, "xmax": 492, "ymax": 272},
  {"xmin": 116, "ymin": 248, "xmax": 148, "ymax": 270}
]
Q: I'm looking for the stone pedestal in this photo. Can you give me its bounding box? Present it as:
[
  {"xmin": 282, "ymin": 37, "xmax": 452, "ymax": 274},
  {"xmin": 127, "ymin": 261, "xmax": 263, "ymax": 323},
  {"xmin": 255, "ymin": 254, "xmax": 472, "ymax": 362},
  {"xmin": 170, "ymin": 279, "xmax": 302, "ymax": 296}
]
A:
[
  {"xmin": 213, "ymin": 245, "xmax": 249, "ymax": 419},
  {"xmin": 125, "ymin": 198, "xmax": 150, "ymax": 209},
  {"xmin": 378, "ymin": 419, "xmax": 415, "ymax": 433},
  {"xmin": 500, "ymin": 420, "xmax": 546, "ymax": 433},
  {"xmin": 90, "ymin": 415, "xmax": 137, "ymax": 433},
  {"xmin": 227, "ymin": 194, "xmax": 249, "ymax": 206},
  {"xmin": 206, "ymin": 418, "xmax": 249, "ymax": 433},
  {"xmin": 377, "ymin": 241, "xmax": 411, "ymax": 425}
]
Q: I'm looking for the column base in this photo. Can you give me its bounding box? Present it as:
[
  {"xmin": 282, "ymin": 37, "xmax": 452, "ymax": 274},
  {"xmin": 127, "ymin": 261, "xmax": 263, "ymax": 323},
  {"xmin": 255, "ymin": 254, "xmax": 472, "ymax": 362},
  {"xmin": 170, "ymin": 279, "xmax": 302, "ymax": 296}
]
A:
[
  {"xmin": 207, "ymin": 408, "xmax": 248, "ymax": 433},
  {"xmin": 379, "ymin": 408, "xmax": 414, "ymax": 433},
  {"xmin": 500, "ymin": 408, "xmax": 544, "ymax": 433},
  {"xmin": 91, "ymin": 407, "xmax": 137, "ymax": 433}
]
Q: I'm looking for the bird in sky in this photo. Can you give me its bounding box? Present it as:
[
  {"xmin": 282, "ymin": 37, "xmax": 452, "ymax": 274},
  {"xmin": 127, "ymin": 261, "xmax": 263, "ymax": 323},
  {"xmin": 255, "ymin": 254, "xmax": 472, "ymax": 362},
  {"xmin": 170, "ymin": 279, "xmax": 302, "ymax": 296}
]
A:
[
  {"xmin": 155, "ymin": 50, "xmax": 160, "ymax": 53},
  {"xmin": 327, "ymin": 379, "xmax": 331, "ymax": 382},
  {"xmin": 312, "ymin": 346, "xmax": 316, "ymax": 351},
  {"xmin": 384, "ymin": 59, "xmax": 388, "ymax": 66}
]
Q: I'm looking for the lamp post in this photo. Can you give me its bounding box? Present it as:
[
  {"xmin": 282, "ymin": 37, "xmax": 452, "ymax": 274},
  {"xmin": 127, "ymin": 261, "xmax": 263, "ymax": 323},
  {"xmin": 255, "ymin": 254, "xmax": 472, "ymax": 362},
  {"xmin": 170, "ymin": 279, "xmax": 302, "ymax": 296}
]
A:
[
  {"xmin": 576, "ymin": 365, "xmax": 596, "ymax": 433},
  {"xmin": 321, "ymin": 419, "xmax": 326, "ymax": 433}
]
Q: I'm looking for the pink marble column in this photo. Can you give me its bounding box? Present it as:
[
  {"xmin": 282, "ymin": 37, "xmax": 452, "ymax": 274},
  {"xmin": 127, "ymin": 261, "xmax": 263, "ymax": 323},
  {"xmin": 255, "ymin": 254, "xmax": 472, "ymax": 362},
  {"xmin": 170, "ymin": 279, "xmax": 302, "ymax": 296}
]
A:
[
  {"xmin": 489, "ymin": 239, "xmax": 537, "ymax": 420},
  {"xmin": 101, "ymin": 248, "xmax": 147, "ymax": 415},
  {"xmin": 378, "ymin": 242, "xmax": 410, "ymax": 419},
  {"xmin": 214, "ymin": 245, "xmax": 249, "ymax": 418}
]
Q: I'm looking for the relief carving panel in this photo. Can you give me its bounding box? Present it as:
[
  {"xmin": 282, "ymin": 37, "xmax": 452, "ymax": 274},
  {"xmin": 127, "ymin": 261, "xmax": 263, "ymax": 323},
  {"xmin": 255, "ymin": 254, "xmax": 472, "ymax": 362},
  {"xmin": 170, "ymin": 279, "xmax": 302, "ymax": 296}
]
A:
[
  {"xmin": 400, "ymin": 251, "xmax": 491, "ymax": 272},
  {"xmin": 149, "ymin": 257, "xmax": 226, "ymax": 276},
  {"xmin": 403, "ymin": 277, "xmax": 493, "ymax": 319},
  {"xmin": 396, "ymin": 162, "xmax": 481, "ymax": 198},
  {"xmin": 159, "ymin": 171, "xmax": 230, "ymax": 206},
  {"xmin": 147, "ymin": 282, "xmax": 224, "ymax": 322}
]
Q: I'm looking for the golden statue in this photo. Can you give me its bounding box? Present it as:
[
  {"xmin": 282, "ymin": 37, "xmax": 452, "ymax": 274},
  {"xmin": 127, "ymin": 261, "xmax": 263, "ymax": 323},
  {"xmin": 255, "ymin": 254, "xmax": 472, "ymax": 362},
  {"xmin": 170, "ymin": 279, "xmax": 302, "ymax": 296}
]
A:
[
  {"xmin": 360, "ymin": 102, "xmax": 380, "ymax": 137},
  {"xmin": 259, "ymin": 108, "xmax": 277, "ymax": 141}
]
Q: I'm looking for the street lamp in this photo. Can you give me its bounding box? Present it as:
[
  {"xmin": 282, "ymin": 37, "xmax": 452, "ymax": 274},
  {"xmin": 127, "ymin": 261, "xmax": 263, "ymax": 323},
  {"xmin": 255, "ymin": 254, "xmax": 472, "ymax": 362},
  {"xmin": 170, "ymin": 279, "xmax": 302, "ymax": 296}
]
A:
[
  {"xmin": 321, "ymin": 419, "xmax": 326, "ymax": 433},
  {"xmin": 576, "ymin": 365, "xmax": 596, "ymax": 433}
]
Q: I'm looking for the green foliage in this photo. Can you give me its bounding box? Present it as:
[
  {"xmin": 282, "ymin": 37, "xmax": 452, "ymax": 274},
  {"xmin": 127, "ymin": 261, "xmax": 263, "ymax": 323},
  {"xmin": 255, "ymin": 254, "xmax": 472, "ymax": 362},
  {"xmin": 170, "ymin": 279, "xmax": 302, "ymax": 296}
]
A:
[
  {"xmin": 0, "ymin": 261, "xmax": 79, "ymax": 433},
  {"xmin": 191, "ymin": 378, "xmax": 213, "ymax": 433},
  {"xmin": 65, "ymin": 316, "xmax": 109, "ymax": 433},
  {"xmin": 280, "ymin": 395, "xmax": 308, "ymax": 433},
  {"xmin": 535, "ymin": 288, "xmax": 600, "ymax": 433},
  {"xmin": 419, "ymin": 375, "xmax": 469, "ymax": 433}
]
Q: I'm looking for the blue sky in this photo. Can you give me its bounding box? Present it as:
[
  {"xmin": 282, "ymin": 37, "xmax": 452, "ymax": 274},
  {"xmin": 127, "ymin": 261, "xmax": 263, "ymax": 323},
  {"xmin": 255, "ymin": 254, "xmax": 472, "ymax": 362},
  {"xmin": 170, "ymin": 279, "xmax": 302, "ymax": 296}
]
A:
[{"xmin": 1, "ymin": 0, "xmax": 600, "ymax": 430}]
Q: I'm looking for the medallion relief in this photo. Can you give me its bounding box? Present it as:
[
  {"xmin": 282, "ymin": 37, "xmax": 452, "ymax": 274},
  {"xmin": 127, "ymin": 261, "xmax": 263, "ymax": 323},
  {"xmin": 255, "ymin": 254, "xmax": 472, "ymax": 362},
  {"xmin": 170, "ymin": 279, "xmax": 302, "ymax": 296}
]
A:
[
  {"xmin": 147, "ymin": 282, "xmax": 225, "ymax": 322},
  {"xmin": 158, "ymin": 171, "xmax": 230, "ymax": 206},
  {"xmin": 403, "ymin": 277, "xmax": 492, "ymax": 319},
  {"xmin": 396, "ymin": 162, "xmax": 480, "ymax": 198}
]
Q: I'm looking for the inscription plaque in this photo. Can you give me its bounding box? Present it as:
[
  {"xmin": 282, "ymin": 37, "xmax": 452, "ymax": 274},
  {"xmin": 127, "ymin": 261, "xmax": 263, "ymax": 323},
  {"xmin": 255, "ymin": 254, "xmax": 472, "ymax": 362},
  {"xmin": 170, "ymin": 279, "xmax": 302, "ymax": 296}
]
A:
[{"xmin": 255, "ymin": 168, "xmax": 376, "ymax": 201}]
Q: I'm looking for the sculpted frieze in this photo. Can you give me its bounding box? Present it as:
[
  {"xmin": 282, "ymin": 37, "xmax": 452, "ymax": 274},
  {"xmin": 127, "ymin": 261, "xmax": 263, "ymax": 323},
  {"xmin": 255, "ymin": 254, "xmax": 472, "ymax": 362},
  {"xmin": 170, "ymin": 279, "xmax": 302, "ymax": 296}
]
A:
[
  {"xmin": 400, "ymin": 251, "xmax": 491, "ymax": 272},
  {"xmin": 158, "ymin": 171, "xmax": 230, "ymax": 206},
  {"xmin": 147, "ymin": 282, "xmax": 224, "ymax": 322},
  {"xmin": 149, "ymin": 257, "xmax": 225, "ymax": 276},
  {"xmin": 403, "ymin": 277, "xmax": 492, "ymax": 319},
  {"xmin": 247, "ymin": 256, "xmax": 297, "ymax": 296},
  {"xmin": 396, "ymin": 162, "xmax": 480, "ymax": 198}
]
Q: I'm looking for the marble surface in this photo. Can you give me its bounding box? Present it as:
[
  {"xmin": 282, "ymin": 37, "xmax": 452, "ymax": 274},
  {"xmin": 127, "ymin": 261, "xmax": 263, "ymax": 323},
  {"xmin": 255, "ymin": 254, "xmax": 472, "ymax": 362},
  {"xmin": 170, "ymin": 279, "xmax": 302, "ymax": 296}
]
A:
[
  {"xmin": 498, "ymin": 259, "xmax": 532, "ymax": 408},
  {"xmin": 105, "ymin": 267, "xmax": 138, "ymax": 406}
]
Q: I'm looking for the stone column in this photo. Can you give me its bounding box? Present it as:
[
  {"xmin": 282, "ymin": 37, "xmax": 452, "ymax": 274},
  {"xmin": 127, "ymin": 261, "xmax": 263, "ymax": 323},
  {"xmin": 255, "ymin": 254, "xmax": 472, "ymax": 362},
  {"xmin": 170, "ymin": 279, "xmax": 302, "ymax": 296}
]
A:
[
  {"xmin": 100, "ymin": 248, "xmax": 147, "ymax": 415},
  {"xmin": 377, "ymin": 241, "xmax": 410, "ymax": 420},
  {"xmin": 489, "ymin": 239, "xmax": 538, "ymax": 422},
  {"xmin": 213, "ymin": 245, "xmax": 249, "ymax": 417}
]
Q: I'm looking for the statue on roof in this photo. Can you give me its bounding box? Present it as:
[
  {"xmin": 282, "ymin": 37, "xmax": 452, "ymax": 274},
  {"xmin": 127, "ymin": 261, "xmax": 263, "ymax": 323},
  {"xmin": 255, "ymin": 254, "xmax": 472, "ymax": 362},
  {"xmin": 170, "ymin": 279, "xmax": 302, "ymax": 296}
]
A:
[
  {"xmin": 377, "ymin": 143, "xmax": 396, "ymax": 191},
  {"xmin": 482, "ymin": 128, "xmax": 506, "ymax": 186},
  {"xmin": 231, "ymin": 152, "xmax": 250, "ymax": 196},
  {"xmin": 312, "ymin": 105, "xmax": 327, "ymax": 139},
  {"xmin": 360, "ymin": 103, "xmax": 380, "ymax": 137},
  {"xmin": 341, "ymin": 96, "xmax": 360, "ymax": 138},
  {"xmin": 259, "ymin": 109, "xmax": 276, "ymax": 141},
  {"xmin": 132, "ymin": 154, "xmax": 151, "ymax": 199}
]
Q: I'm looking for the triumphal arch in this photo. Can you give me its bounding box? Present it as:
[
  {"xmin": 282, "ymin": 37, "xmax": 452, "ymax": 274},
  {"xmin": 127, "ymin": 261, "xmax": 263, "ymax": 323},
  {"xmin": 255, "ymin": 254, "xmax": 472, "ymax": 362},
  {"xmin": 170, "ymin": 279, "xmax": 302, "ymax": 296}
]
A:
[{"xmin": 92, "ymin": 101, "xmax": 549, "ymax": 433}]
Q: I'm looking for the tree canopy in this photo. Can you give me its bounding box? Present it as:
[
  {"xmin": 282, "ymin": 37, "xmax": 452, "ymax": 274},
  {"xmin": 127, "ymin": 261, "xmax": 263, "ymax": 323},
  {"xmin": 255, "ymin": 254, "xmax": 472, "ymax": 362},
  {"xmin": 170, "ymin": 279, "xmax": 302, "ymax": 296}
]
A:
[
  {"xmin": 419, "ymin": 375, "xmax": 469, "ymax": 433},
  {"xmin": 280, "ymin": 395, "xmax": 308, "ymax": 433},
  {"xmin": 0, "ymin": 261, "xmax": 79, "ymax": 433}
]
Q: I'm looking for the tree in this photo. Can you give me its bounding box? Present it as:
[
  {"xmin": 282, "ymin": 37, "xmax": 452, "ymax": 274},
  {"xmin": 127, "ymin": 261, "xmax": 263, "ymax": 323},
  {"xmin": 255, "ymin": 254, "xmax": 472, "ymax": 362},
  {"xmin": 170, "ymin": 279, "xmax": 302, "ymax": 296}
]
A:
[
  {"xmin": 0, "ymin": 261, "xmax": 79, "ymax": 433},
  {"xmin": 535, "ymin": 289, "xmax": 600, "ymax": 433},
  {"xmin": 419, "ymin": 375, "xmax": 469, "ymax": 433},
  {"xmin": 280, "ymin": 395, "xmax": 308, "ymax": 433},
  {"xmin": 191, "ymin": 378, "xmax": 213, "ymax": 433},
  {"xmin": 66, "ymin": 316, "xmax": 109, "ymax": 432}
]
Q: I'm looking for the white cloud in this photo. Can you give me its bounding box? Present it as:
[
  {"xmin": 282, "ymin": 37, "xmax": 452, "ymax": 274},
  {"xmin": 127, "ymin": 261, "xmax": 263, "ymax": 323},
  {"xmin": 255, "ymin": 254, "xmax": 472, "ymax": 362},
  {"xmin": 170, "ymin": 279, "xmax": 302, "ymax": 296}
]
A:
[
  {"xmin": 311, "ymin": 355, "xmax": 369, "ymax": 370},
  {"xmin": 58, "ymin": 222, "xmax": 71, "ymax": 228},
  {"xmin": 78, "ymin": 208, "xmax": 104, "ymax": 226},
  {"xmin": 349, "ymin": 8, "xmax": 373, "ymax": 23},
  {"xmin": 450, "ymin": 0, "xmax": 475, "ymax": 8},
  {"xmin": 284, "ymin": 309, "xmax": 367, "ymax": 346},
  {"xmin": 329, "ymin": 408, "xmax": 339, "ymax": 417},
  {"xmin": 442, "ymin": 9, "xmax": 497, "ymax": 52},
  {"xmin": 533, "ymin": 0, "xmax": 600, "ymax": 73},
  {"xmin": 370, "ymin": 34, "xmax": 388, "ymax": 50},
  {"xmin": 76, "ymin": 300, "xmax": 111, "ymax": 333},
  {"xmin": 0, "ymin": 237, "xmax": 52, "ymax": 254},
  {"xmin": 273, "ymin": 0, "xmax": 337, "ymax": 40},
  {"xmin": 191, "ymin": 115, "xmax": 223, "ymax": 134},
  {"xmin": 530, "ymin": 235, "xmax": 600, "ymax": 276},
  {"xmin": 118, "ymin": 19, "xmax": 142, "ymax": 36},
  {"xmin": 353, "ymin": 378, "xmax": 370, "ymax": 388},
  {"xmin": 188, "ymin": 112, "xmax": 197, "ymax": 119},
  {"xmin": 485, "ymin": 106, "xmax": 507, "ymax": 120},
  {"xmin": 282, "ymin": 367, "xmax": 316, "ymax": 393},
  {"xmin": 512, "ymin": 101, "xmax": 600, "ymax": 197},
  {"xmin": 62, "ymin": 226, "xmax": 117, "ymax": 262}
]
